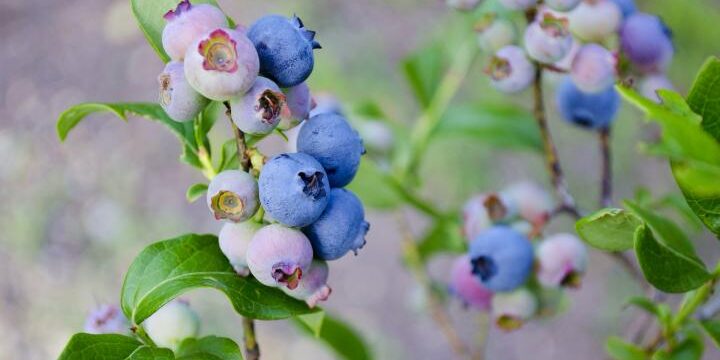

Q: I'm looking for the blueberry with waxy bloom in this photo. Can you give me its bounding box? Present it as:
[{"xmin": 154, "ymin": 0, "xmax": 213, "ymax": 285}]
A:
[
  {"xmin": 469, "ymin": 226, "xmax": 534, "ymax": 292},
  {"xmin": 246, "ymin": 224, "xmax": 314, "ymax": 290},
  {"xmin": 158, "ymin": 61, "xmax": 209, "ymax": 122},
  {"xmin": 219, "ymin": 221, "xmax": 261, "ymax": 276},
  {"xmin": 84, "ymin": 304, "xmax": 129, "ymax": 335},
  {"xmin": 206, "ymin": 170, "xmax": 259, "ymax": 222},
  {"xmin": 144, "ymin": 300, "xmax": 199, "ymax": 352},
  {"xmin": 184, "ymin": 28, "xmax": 259, "ymax": 101},
  {"xmin": 449, "ymin": 255, "xmax": 494, "ymax": 310},
  {"xmin": 486, "ymin": 46, "xmax": 535, "ymax": 93},
  {"xmin": 571, "ymin": 43, "xmax": 617, "ymax": 93},
  {"xmin": 524, "ymin": 13, "xmax": 573, "ymax": 64},
  {"xmin": 567, "ymin": 0, "xmax": 622, "ymax": 42},
  {"xmin": 475, "ymin": 13, "xmax": 517, "ymax": 54},
  {"xmin": 536, "ymin": 233, "xmax": 588, "ymax": 288},
  {"xmin": 620, "ymin": 13, "xmax": 674, "ymax": 72},
  {"xmin": 500, "ymin": 181, "xmax": 554, "ymax": 228},
  {"xmin": 282, "ymin": 260, "xmax": 332, "ymax": 308},
  {"xmin": 556, "ymin": 76, "xmax": 620, "ymax": 129},
  {"xmin": 161, "ymin": 0, "xmax": 228, "ymax": 61},
  {"xmin": 491, "ymin": 288, "xmax": 538, "ymax": 331},
  {"xmin": 229, "ymin": 76, "xmax": 286, "ymax": 135},
  {"xmin": 303, "ymin": 188, "xmax": 369, "ymax": 260},
  {"xmin": 279, "ymin": 82, "xmax": 312, "ymax": 130}
]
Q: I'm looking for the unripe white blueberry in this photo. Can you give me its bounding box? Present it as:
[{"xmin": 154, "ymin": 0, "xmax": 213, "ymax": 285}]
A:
[
  {"xmin": 278, "ymin": 82, "xmax": 312, "ymax": 130},
  {"xmin": 446, "ymin": 0, "xmax": 482, "ymax": 11},
  {"xmin": 246, "ymin": 224, "xmax": 314, "ymax": 290},
  {"xmin": 567, "ymin": 0, "xmax": 622, "ymax": 42},
  {"xmin": 570, "ymin": 43, "xmax": 617, "ymax": 93},
  {"xmin": 500, "ymin": 181, "xmax": 554, "ymax": 227},
  {"xmin": 486, "ymin": 46, "xmax": 535, "ymax": 93},
  {"xmin": 499, "ymin": 0, "xmax": 538, "ymax": 11},
  {"xmin": 84, "ymin": 304, "xmax": 129, "ymax": 335},
  {"xmin": 161, "ymin": 1, "xmax": 228, "ymax": 61},
  {"xmin": 552, "ymin": 37, "xmax": 580, "ymax": 72},
  {"xmin": 462, "ymin": 192, "xmax": 514, "ymax": 240},
  {"xmin": 475, "ymin": 14, "xmax": 517, "ymax": 54},
  {"xmin": 639, "ymin": 74, "xmax": 674, "ymax": 103},
  {"xmin": 184, "ymin": 28, "xmax": 260, "ymax": 101},
  {"xmin": 219, "ymin": 221, "xmax": 261, "ymax": 276},
  {"xmin": 355, "ymin": 119, "xmax": 394, "ymax": 155},
  {"xmin": 206, "ymin": 170, "xmax": 259, "ymax": 222},
  {"xmin": 524, "ymin": 13, "xmax": 573, "ymax": 64},
  {"xmin": 545, "ymin": 0, "xmax": 582, "ymax": 12},
  {"xmin": 158, "ymin": 61, "xmax": 209, "ymax": 122},
  {"xmin": 536, "ymin": 233, "xmax": 588, "ymax": 288},
  {"xmin": 144, "ymin": 300, "xmax": 199, "ymax": 351},
  {"xmin": 491, "ymin": 288, "xmax": 538, "ymax": 331},
  {"xmin": 282, "ymin": 260, "xmax": 332, "ymax": 308},
  {"xmin": 229, "ymin": 76, "xmax": 286, "ymax": 135}
]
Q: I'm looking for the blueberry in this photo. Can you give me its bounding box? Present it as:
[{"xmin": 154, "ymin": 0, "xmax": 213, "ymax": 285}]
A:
[
  {"xmin": 84, "ymin": 304, "xmax": 129, "ymax": 335},
  {"xmin": 246, "ymin": 224, "xmax": 314, "ymax": 289},
  {"xmin": 568, "ymin": 0, "xmax": 622, "ymax": 42},
  {"xmin": 184, "ymin": 28, "xmax": 259, "ymax": 101},
  {"xmin": 499, "ymin": 0, "xmax": 538, "ymax": 10},
  {"xmin": 462, "ymin": 192, "xmax": 514, "ymax": 241},
  {"xmin": 486, "ymin": 46, "xmax": 535, "ymax": 93},
  {"xmin": 545, "ymin": 0, "xmax": 582, "ymax": 12},
  {"xmin": 556, "ymin": 77, "xmax": 620, "ymax": 129},
  {"xmin": 279, "ymin": 81, "xmax": 312, "ymax": 130},
  {"xmin": 229, "ymin": 76, "xmax": 285, "ymax": 135},
  {"xmin": 219, "ymin": 221, "xmax": 261, "ymax": 276},
  {"xmin": 475, "ymin": 13, "xmax": 517, "ymax": 54},
  {"xmin": 491, "ymin": 288, "xmax": 537, "ymax": 331},
  {"xmin": 281, "ymin": 259, "xmax": 332, "ymax": 308},
  {"xmin": 449, "ymin": 255, "xmax": 494, "ymax": 310},
  {"xmin": 297, "ymin": 113, "xmax": 365, "ymax": 188},
  {"xmin": 158, "ymin": 61, "xmax": 209, "ymax": 122},
  {"xmin": 206, "ymin": 170, "xmax": 259, "ymax": 222},
  {"xmin": 500, "ymin": 181, "xmax": 554, "ymax": 227},
  {"xmin": 303, "ymin": 188, "xmax": 369, "ymax": 261},
  {"xmin": 144, "ymin": 300, "xmax": 199, "ymax": 352},
  {"xmin": 161, "ymin": 1, "xmax": 228, "ymax": 61},
  {"xmin": 611, "ymin": 0, "xmax": 636, "ymax": 18},
  {"xmin": 258, "ymin": 153, "xmax": 330, "ymax": 227},
  {"xmin": 620, "ymin": 13, "xmax": 674, "ymax": 72},
  {"xmin": 571, "ymin": 43, "xmax": 617, "ymax": 93},
  {"xmin": 639, "ymin": 74, "xmax": 674, "ymax": 103},
  {"xmin": 247, "ymin": 15, "xmax": 320, "ymax": 88},
  {"xmin": 469, "ymin": 226, "xmax": 534, "ymax": 292},
  {"xmin": 536, "ymin": 233, "xmax": 588, "ymax": 288},
  {"xmin": 524, "ymin": 13, "xmax": 573, "ymax": 64},
  {"xmin": 309, "ymin": 93, "xmax": 344, "ymax": 118}
]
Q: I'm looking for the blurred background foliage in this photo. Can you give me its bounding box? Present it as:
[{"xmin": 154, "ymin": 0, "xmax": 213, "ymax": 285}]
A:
[{"xmin": 1, "ymin": 0, "xmax": 720, "ymax": 359}]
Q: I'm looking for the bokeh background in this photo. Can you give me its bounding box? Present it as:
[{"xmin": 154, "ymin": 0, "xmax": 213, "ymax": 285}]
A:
[{"xmin": 2, "ymin": 0, "xmax": 720, "ymax": 359}]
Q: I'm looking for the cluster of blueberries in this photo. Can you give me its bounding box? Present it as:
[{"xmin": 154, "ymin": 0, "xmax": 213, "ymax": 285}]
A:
[
  {"xmin": 450, "ymin": 0, "xmax": 674, "ymax": 130},
  {"xmin": 450, "ymin": 182, "xmax": 588, "ymax": 330},
  {"xmin": 84, "ymin": 0, "xmax": 368, "ymax": 350}
]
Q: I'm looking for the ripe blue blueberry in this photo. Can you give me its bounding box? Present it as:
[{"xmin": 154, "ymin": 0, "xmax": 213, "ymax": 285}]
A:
[
  {"xmin": 524, "ymin": 13, "xmax": 573, "ymax": 64},
  {"xmin": 571, "ymin": 43, "xmax": 617, "ymax": 93},
  {"xmin": 184, "ymin": 28, "xmax": 260, "ymax": 101},
  {"xmin": 279, "ymin": 82, "xmax": 312, "ymax": 130},
  {"xmin": 246, "ymin": 224, "xmax": 314, "ymax": 289},
  {"xmin": 229, "ymin": 76, "xmax": 285, "ymax": 135},
  {"xmin": 567, "ymin": 0, "xmax": 621, "ymax": 42},
  {"xmin": 282, "ymin": 259, "xmax": 332, "ymax": 308},
  {"xmin": 303, "ymin": 188, "xmax": 369, "ymax": 261},
  {"xmin": 296, "ymin": 113, "xmax": 365, "ymax": 188},
  {"xmin": 556, "ymin": 77, "xmax": 620, "ymax": 129},
  {"xmin": 611, "ymin": 0, "xmax": 636, "ymax": 18},
  {"xmin": 449, "ymin": 255, "xmax": 493, "ymax": 310},
  {"xmin": 158, "ymin": 61, "xmax": 209, "ymax": 122},
  {"xmin": 258, "ymin": 153, "xmax": 330, "ymax": 227},
  {"xmin": 475, "ymin": 13, "xmax": 517, "ymax": 54},
  {"xmin": 486, "ymin": 46, "xmax": 535, "ymax": 93},
  {"xmin": 84, "ymin": 304, "xmax": 129, "ymax": 335},
  {"xmin": 161, "ymin": 0, "xmax": 228, "ymax": 61},
  {"xmin": 247, "ymin": 15, "xmax": 320, "ymax": 88},
  {"xmin": 620, "ymin": 13, "xmax": 673, "ymax": 72},
  {"xmin": 206, "ymin": 170, "xmax": 259, "ymax": 222},
  {"xmin": 469, "ymin": 226, "xmax": 534, "ymax": 292},
  {"xmin": 219, "ymin": 221, "xmax": 261, "ymax": 276}
]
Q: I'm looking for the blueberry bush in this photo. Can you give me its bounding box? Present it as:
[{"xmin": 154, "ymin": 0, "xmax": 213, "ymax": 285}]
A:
[{"xmin": 55, "ymin": 0, "xmax": 720, "ymax": 359}]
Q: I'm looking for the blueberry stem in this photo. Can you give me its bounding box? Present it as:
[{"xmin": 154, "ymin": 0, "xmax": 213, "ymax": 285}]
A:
[
  {"xmin": 132, "ymin": 324, "xmax": 156, "ymax": 347},
  {"xmin": 224, "ymin": 102, "xmax": 251, "ymax": 172},
  {"xmin": 242, "ymin": 316, "xmax": 260, "ymax": 360},
  {"xmin": 599, "ymin": 127, "xmax": 613, "ymax": 208}
]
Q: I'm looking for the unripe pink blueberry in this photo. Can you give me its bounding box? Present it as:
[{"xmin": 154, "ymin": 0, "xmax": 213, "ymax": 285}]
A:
[
  {"xmin": 144, "ymin": 300, "xmax": 199, "ymax": 351},
  {"xmin": 545, "ymin": 0, "xmax": 582, "ymax": 12},
  {"xmin": 500, "ymin": 181, "xmax": 554, "ymax": 228},
  {"xmin": 462, "ymin": 192, "xmax": 513, "ymax": 240},
  {"xmin": 206, "ymin": 170, "xmax": 259, "ymax": 222},
  {"xmin": 491, "ymin": 288, "xmax": 537, "ymax": 331},
  {"xmin": 536, "ymin": 233, "xmax": 588, "ymax": 288},
  {"xmin": 282, "ymin": 260, "xmax": 332, "ymax": 308},
  {"xmin": 639, "ymin": 74, "xmax": 674, "ymax": 103},
  {"xmin": 486, "ymin": 46, "xmax": 535, "ymax": 93},
  {"xmin": 446, "ymin": 0, "xmax": 482, "ymax": 11},
  {"xmin": 570, "ymin": 43, "xmax": 617, "ymax": 93},
  {"xmin": 229, "ymin": 76, "xmax": 286, "ymax": 135},
  {"xmin": 84, "ymin": 304, "xmax": 129, "ymax": 335},
  {"xmin": 246, "ymin": 224, "xmax": 313, "ymax": 290},
  {"xmin": 524, "ymin": 13, "xmax": 573, "ymax": 64},
  {"xmin": 567, "ymin": 0, "xmax": 621, "ymax": 42},
  {"xmin": 161, "ymin": 1, "xmax": 228, "ymax": 61},
  {"xmin": 184, "ymin": 28, "xmax": 260, "ymax": 101},
  {"xmin": 499, "ymin": 0, "xmax": 538, "ymax": 10},
  {"xmin": 278, "ymin": 82, "xmax": 312, "ymax": 130},
  {"xmin": 475, "ymin": 13, "xmax": 517, "ymax": 54},
  {"xmin": 219, "ymin": 221, "xmax": 261, "ymax": 276},
  {"xmin": 158, "ymin": 61, "xmax": 209, "ymax": 122},
  {"xmin": 449, "ymin": 255, "xmax": 494, "ymax": 310}
]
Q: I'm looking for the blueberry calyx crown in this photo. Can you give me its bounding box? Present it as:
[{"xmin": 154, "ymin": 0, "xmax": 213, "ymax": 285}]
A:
[
  {"xmin": 164, "ymin": 0, "xmax": 192, "ymax": 21},
  {"xmin": 158, "ymin": 73, "xmax": 173, "ymax": 107},
  {"xmin": 272, "ymin": 263, "xmax": 303, "ymax": 290},
  {"xmin": 483, "ymin": 194, "xmax": 508, "ymax": 221},
  {"xmin": 539, "ymin": 13, "xmax": 569, "ymax": 37},
  {"xmin": 298, "ymin": 171, "xmax": 326, "ymax": 200},
  {"xmin": 211, "ymin": 190, "xmax": 244, "ymax": 220},
  {"xmin": 291, "ymin": 15, "xmax": 322, "ymax": 50},
  {"xmin": 199, "ymin": 29, "xmax": 239, "ymax": 73},
  {"xmin": 471, "ymin": 255, "xmax": 498, "ymax": 282},
  {"xmin": 485, "ymin": 56, "xmax": 512, "ymax": 81}
]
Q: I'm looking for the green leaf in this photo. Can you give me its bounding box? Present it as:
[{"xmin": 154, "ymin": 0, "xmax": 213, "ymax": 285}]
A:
[
  {"xmin": 700, "ymin": 319, "xmax": 720, "ymax": 348},
  {"xmin": 626, "ymin": 296, "xmax": 660, "ymax": 317},
  {"xmin": 130, "ymin": 0, "xmax": 230, "ymax": 63},
  {"xmin": 346, "ymin": 159, "xmax": 402, "ymax": 209},
  {"xmin": 296, "ymin": 311, "xmax": 326, "ymax": 338},
  {"xmin": 121, "ymin": 234, "xmax": 316, "ymax": 325},
  {"xmin": 687, "ymin": 57, "xmax": 720, "ymax": 143},
  {"xmin": 58, "ymin": 333, "xmax": 174, "ymax": 360},
  {"xmin": 672, "ymin": 160, "xmax": 720, "ymax": 237},
  {"xmin": 402, "ymin": 43, "xmax": 446, "ymax": 108},
  {"xmin": 624, "ymin": 201, "xmax": 700, "ymax": 262},
  {"xmin": 575, "ymin": 208, "xmax": 642, "ymax": 251},
  {"xmin": 293, "ymin": 313, "xmax": 373, "ymax": 360},
  {"xmin": 217, "ymin": 140, "xmax": 240, "ymax": 173},
  {"xmin": 129, "ymin": 347, "xmax": 175, "ymax": 359},
  {"xmin": 186, "ymin": 183, "xmax": 208, "ymax": 203},
  {"xmin": 634, "ymin": 224, "xmax": 711, "ymax": 293},
  {"xmin": 652, "ymin": 333, "xmax": 704, "ymax": 360},
  {"xmin": 417, "ymin": 220, "xmax": 467, "ymax": 261},
  {"xmin": 177, "ymin": 336, "xmax": 243, "ymax": 360},
  {"xmin": 434, "ymin": 103, "xmax": 543, "ymax": 152},
  {"xmin": 605, "ymin": 336, "xmax": 646, "ymax": 360}
]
